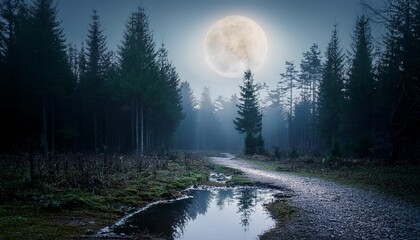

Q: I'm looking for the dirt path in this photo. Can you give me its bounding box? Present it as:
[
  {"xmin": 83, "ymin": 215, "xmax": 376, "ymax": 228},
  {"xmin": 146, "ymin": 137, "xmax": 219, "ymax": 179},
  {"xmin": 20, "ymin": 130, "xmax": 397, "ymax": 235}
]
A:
[{"xmin": 211, "ymin": 154, "xmax": 420, "ymax": 240}]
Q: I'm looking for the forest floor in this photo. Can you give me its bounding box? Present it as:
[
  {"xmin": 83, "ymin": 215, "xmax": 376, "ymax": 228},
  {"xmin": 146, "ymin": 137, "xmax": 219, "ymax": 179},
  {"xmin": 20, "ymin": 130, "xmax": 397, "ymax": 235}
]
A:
[
  {"xmin": 0, "ymin": 153, "xmax": 234, "ymax": 240},
  {"xmin": 0, "ymin": 152, "xmax": 267, "ymax": 240},
  {"xmin": 211, "ymin": 154, "xmax": 420, "ymax": 239}
]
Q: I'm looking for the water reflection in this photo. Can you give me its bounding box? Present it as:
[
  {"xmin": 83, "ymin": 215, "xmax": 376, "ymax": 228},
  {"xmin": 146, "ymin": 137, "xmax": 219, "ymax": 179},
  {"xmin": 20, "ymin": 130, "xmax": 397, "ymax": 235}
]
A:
[{"xmin": 111, "ymin": 187, "xmax": 276, "ymax": 240}]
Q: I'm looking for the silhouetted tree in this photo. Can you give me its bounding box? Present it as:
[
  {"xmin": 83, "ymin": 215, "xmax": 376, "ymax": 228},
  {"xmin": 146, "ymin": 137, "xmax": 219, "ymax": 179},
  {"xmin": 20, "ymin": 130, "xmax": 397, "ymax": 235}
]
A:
[
  {"xmin": 375, "ymin": 0, "xmax": 420, "ymax": 164},
  {"xmin": 154, "ymin": 44, "xmax": 183, "ymax": 148},
  {"xmin": 343, "ymin": 15, "xmax": 375, "ymax": 157},
  {"xmin": 317, "ymin": 25, "xmax": 345, "ymax": 153},
  {"xmin": 78, "ymin": 10, "xmax": 112, "ymax": 152},
  {"xmin": 28, "ymin": 0, "xmax": 73, "ymax": 155},
  {"xmin": 234, "ymin": 69, "xmax": 264, "ymax": 155},
  {"xmin": 118, "ymin": 7, "xmax": 156, "ymax": 155}
]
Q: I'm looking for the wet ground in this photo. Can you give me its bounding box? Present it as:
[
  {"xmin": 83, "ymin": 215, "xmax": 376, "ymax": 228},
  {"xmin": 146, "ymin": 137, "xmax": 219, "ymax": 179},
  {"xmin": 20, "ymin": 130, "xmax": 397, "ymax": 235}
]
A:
[
  {"xmin": 95, "ymin": 187, "xmax": 278, "ymax": 240},
  {"xmin": 211, "ymin": 154, "xmax": 420, "ymax": 240}
]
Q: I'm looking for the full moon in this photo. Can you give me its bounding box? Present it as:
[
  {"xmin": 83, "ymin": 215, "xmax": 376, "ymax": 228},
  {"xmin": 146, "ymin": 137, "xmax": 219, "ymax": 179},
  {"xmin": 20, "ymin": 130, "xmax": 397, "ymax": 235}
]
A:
[{"xmin": 204, "ymin": 15, "xmax": 268, "ymax": 78}]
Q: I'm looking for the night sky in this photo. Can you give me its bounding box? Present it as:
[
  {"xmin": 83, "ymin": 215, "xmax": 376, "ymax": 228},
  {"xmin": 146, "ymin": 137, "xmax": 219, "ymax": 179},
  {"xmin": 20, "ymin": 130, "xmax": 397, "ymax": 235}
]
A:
[{"xmin": 57, "ymin": 0, "xmax": 385, "ymax": 99}]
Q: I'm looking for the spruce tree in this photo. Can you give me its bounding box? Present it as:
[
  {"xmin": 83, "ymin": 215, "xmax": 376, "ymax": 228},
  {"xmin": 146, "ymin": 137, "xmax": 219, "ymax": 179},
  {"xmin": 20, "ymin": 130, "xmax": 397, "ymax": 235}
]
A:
[
  {"xmin": 376, "ymin": 0, "xmax": 420, "ymax": 164},
  {"xmin": 317, "ymin": 25, "xmax": 345, "ymax": 153},
  {"xmin": 344, "ymin": 15, "xmax": 375, "ymax": 157},
  {"xmin": 234, "ymin": 69, "xmax": 264, "ymax": 154},
  {"xmin": 79, "ymin": 10, "xmax": 111, "ymax": 151},
  {"xmin": 118, "ymin": 6, "xmax": 156, "ymax": 155},
  {"xmin": 154, "ymin": 44, "xmax": 183, "ymax": 147},
  {"xmin": 28, "ymin": 0, "xmax": 72, "ymax": 154}
]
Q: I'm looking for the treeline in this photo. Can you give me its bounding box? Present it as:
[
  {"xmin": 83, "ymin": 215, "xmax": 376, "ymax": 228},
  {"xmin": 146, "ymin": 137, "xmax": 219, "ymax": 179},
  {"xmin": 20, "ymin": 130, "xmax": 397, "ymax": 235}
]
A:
[
  {"xmin": 174, "ymin": 1, "xmax": 419, "ymax": 164},
  {"xmin": 0, "ymin": 0, "xmax": 183, "ymax": 154}
]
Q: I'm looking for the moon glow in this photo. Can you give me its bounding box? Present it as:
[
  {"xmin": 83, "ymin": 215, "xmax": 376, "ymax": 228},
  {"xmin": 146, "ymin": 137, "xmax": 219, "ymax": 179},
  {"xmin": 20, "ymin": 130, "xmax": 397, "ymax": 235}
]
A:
[{"xmin": 204, "ymin": 15, "xmax": 268, "ymax": 78}]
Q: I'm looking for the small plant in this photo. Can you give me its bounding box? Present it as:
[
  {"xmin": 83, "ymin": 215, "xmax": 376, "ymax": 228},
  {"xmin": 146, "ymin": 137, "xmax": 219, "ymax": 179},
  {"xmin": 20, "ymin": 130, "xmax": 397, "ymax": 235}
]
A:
[
  {"xmin": 289, "ymin": 148, "xmax": 299, "ymax": 159},
  {"xmin": 273, "ymin": 146, "xmax": 282, "ymax": 160}
]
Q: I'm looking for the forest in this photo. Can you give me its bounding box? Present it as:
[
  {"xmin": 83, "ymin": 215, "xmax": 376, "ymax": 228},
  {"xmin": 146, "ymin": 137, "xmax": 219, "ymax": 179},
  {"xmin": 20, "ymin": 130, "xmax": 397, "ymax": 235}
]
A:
[
  {"xmin": 0, "ymin": 0, "xmax": 419, "ymax": 239},
  {"xmin": 0, "ymin": 0, "xmax": 419, "ymax": 165}
]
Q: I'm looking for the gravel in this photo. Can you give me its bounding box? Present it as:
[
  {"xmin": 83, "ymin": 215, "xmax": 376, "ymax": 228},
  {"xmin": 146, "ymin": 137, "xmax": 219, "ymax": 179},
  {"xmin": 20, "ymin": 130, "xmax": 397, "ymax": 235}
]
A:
[{"xmin": 211, "ymin": 154, "xmax": 420, "ymax": 240}]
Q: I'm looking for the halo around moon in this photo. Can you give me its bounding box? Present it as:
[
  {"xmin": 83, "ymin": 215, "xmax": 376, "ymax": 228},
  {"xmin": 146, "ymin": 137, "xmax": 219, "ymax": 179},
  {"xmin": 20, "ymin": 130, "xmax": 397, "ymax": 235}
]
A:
[{"xmin": 204, "ymin": 15, "xmax": 268, "ymax": 78}]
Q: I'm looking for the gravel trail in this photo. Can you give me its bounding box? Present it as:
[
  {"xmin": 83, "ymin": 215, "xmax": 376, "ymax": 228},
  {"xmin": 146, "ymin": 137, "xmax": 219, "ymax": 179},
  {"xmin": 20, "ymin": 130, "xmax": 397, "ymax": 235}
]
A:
[{"xmin": 211, "ymin": 154, "xmax": 420, "ymax": 240}]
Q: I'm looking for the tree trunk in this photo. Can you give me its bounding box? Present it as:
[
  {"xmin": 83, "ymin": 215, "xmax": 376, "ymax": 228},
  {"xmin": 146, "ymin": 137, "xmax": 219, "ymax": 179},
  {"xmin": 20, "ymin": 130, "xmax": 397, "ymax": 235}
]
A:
[
  {"xmin": 141, "ymin": 101, "xmax": 144, "ymax": 154},
  {"xmin": 51, "ymin": 99, "xmax": 55, "ymax": 154},
  {"xmin": 131, "ymin": 101, "xmax": 134, "ymax": 153},
  {"xmin": 312, "ymin": 79, "xmax": 316, "ymax": 151},
  {"xmin": 136, "ymin": 98, "xmax": 139, "ymax": 156},
  {"xmin": 29, "ymin": 144, "xmax": 35, "ymax": 187},
  {"xmin": 94, "ymin": 111, "xmax": 98, "ymax": 153},
  {"xmin": 42, "ymin": 98, "xmax": 49, "ymax": 157},
  {"xmin": 290, "ymin": 77, "xmax": 293, "ymax": 150}
]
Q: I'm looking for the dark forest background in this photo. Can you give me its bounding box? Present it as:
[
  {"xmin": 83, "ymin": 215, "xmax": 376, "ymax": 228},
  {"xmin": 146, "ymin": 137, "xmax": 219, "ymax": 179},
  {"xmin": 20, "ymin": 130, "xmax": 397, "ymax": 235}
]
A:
[{"xmin": 0, "ymin": 0, "xmax": 419, "ymax": 165}]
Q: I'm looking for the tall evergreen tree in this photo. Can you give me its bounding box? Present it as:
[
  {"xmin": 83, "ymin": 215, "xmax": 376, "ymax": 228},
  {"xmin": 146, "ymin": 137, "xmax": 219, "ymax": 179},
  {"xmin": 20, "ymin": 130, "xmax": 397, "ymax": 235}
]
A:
[
  {"xmin": 27, "ymin": 0, "xmax": 73, "ymax": 154},
  {"xmin": 299, "ymin": 44, "xmax": 322, "ymax": 150},
  {"xmin": 376, "ymin": 0, "xmax": 420, "ymax": 164},
  {"xmin": 118, "ymin": 6, "xmax": 156, "ymax": 155},
  {"xmin": 317, "ymin": 25, "xmax": 345, "ymax": 152},
  {"xmin": 79, "ymin": 10, "xmax": 111, "ymax": 152},
  {"xmin": 0, "ymin": 0, "xmax": 26, "ymax": 150},
  {"xmin": 344, "ymin": 15, "xmax": 375, "ymax": 157},
  {"xmin": 234, "ymin": 69, "xmax": 264, "ymax": 155},
  {"xmin": 279, "ymin": 61, "xmax": 298, "ymax": 149},
  {"xmin": 154, "ymin": 44, "xmax": 183, "ymax": 148}
]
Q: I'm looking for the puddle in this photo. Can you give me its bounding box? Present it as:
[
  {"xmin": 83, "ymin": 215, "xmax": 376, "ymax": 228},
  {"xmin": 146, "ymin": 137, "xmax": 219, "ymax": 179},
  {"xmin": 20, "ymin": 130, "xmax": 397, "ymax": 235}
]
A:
[
  {"xmin": 209, "ymin": 172, "xmax": 232, "ymax": 183},
  {"xmin": 99, "ymin": 187, "xmax": 278, "ymax": 239}
]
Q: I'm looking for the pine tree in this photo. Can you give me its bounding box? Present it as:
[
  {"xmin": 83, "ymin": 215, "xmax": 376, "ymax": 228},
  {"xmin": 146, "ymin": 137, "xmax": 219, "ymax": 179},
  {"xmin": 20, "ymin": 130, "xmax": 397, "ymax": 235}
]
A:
[
  {"xmin": 28, "ymin": 0, "xmax": 73, "ymax": 155},
  {"xmin": 154, "ymin": 44, "xmax": 183, "ymax": 148},
  {"xmin": 317, "ymin": 25, "xmax": 345, "ymax": 152},
  {"xmin": 299, "ymin": 44, "xmax": 322, "ymax": 150},
  {"xmin": 344, "ymin": 15, "xmax": 375, "ymax": 157},
  {"xmin": 0, "ymin": 0, "xmax": 26, "ymax": 150},
  {"xmin": 118, "ymin": 6, "xmax": 156, "ymax": 155},
  {"xmin": 79, "ymin": 10, "xmax": 111, "ymax": 152},
  {"xmin": 376, "ymin": 0, "xmax": 420, "ymax": 164},
  {"xmin": 279, "ymin": 61, "xmax": 298, "ymax": 150},
  {"xmin": 234, "ymin": 69, "xmax": 264, "ymax": 154}
]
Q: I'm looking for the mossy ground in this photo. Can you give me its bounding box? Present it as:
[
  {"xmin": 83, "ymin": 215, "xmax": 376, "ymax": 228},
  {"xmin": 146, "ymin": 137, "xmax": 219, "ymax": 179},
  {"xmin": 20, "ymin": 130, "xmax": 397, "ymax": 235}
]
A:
[{"xmin": 0, "ymin": 154, "xmax": 212, "ymax": 240}]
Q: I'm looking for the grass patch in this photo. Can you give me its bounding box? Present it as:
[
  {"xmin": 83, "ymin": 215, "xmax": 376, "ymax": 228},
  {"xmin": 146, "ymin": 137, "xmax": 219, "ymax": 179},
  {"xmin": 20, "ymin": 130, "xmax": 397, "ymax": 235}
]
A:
[
  {"xmin": 265, "ymin": 199, "xmax": 296, "ymax": 226},
  {"xmin": 260, "ymin": 195, "xmax": 304, "ymax": 240}
]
